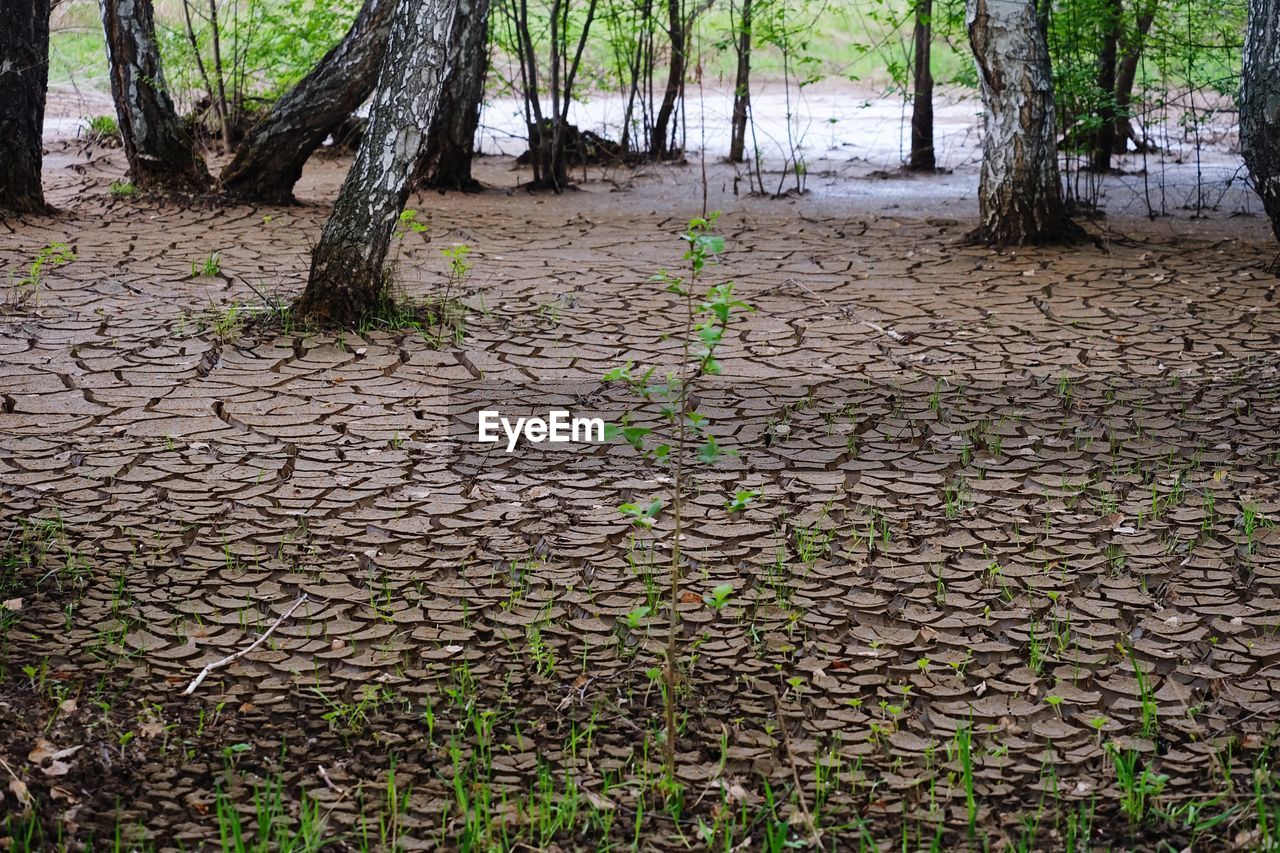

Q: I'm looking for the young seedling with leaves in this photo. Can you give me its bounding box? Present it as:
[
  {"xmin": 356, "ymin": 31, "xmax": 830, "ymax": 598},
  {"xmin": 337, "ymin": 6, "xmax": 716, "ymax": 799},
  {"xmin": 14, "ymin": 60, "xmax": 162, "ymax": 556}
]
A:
[{"xmin": 604, "ymin": 213, "xmax": 757, "ymax": 777}]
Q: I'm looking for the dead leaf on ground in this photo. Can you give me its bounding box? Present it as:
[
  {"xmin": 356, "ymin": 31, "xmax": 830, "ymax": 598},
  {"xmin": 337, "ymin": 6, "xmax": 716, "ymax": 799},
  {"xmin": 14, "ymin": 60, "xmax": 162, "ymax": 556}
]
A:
[
  {"xmin": 9, "ymin": 777, "xmax": 32, "ymax": 807},
  {"xmin": 28, "ymin": 739, "xmax": 83, "ymax": 776},
  {"xmin": 584, "ymin": 789, "xmax": 616, "ymax": 811}
]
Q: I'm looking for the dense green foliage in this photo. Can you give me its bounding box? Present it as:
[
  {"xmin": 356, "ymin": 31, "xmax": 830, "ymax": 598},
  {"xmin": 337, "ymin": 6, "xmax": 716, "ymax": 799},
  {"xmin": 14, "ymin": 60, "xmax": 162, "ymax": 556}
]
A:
[{"xmin": 47, "ymin": 0, "xmax": 1245, "ymax": 172}]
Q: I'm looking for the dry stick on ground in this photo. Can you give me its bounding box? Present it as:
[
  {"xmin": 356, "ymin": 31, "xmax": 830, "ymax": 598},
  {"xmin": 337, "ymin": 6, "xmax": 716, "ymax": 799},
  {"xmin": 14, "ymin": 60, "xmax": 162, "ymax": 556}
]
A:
[
  {"xmin": 181, "ymin": 594, "xmax": 308, "ymax": 695},
  {"xmin": 317, "ymin": 764, "xmax": 345, "ymax": 794}
]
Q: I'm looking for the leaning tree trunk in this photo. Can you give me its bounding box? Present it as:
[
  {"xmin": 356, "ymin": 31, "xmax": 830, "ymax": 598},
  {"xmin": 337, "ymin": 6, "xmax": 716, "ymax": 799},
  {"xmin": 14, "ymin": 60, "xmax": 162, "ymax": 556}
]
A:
[
  {"xmin": 651, "ymin": 0, "xmax": 685, "ymax": 158},
  {"xmin": 966, "ymin": 0, "xmax": 1077, "ymax": 244},
  {"xmin": 1112, "ymin": 0, "xmax": 1157, "ymax": 153},
  {"xmin": 294, "ymin": 0, "xmax": 457, "ymax": 326},
  {"xmin": 1241, "ymin": 0, "xmax": 1280, "ymax": 243},
  {"xmin": 219, "ymin": 0, "xmax": 395, "ymax": 202},
  {"xmin": 908, "ymin": 0, "xmax": 935, "ymax": 172},
  {"xmin": 0, "ymin": 0, "xmax": 52, "ymax": 214},
  {"xmin": 100, "ymin": 0, "xmax": 210, "ymax": 193},
  {"xmin": 1089, "ymin": 0, "xmax": 1122, "ymax": 172},
  {"xmin": 728, "ymin": 0, "xmax": 753, "ymax": 163},
  {"xmin": 418, "ymin": 0, "xmax": 491, "ymax": 191}
]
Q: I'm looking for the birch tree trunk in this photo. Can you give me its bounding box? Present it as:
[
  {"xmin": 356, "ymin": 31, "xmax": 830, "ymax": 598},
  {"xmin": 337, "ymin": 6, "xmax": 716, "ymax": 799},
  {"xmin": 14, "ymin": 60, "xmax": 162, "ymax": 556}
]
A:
[
  {"xmin": 219, "ymin": 0, "xmax": 396, "ymax": 202},
  {"xmin": 966, "ymin": 0, "xmax": 1076, "ymax": 244},
  {"xmin": 294, "ymin": 0, "xmax": 457, "ymax": 326},
  {"xmin": 0, "ymin": 0, "xmax": 51, "ymax": 214},
  {"xmin": 908, "ymin": 0, "xmax": 935, "ymax": 172},
  {"xmin": 419, "ymin": 0, "xmax": 491, "ymax": 191},
  {"xmin": 100, "ymin": 0, "xmax": 211, "ymax": 193},
  {"xmin": 1241, "ymin": 0, "xmax": 1280, "ymax": 243}
]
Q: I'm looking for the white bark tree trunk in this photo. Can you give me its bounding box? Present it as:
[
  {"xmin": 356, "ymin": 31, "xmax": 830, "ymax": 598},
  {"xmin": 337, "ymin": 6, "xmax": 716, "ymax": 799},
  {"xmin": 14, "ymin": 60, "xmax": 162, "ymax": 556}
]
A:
[
  {"xmin": 966, "ymin": 0, "xmax": 1076, "ymax": 244},
  {"xmin": 294, "ymin": 0, "xmax": 457, "ymax": 326},
  {"xmin": 100, "ymin": 0, "xmax": 210, "ymax": 193},
  {"xmin": 1241, "ymin": 0, "xmax": 1280, "ymax": 243},
  {"xmin": 419, "ymin": 0, "xmax": 491, "ymax": 190}
]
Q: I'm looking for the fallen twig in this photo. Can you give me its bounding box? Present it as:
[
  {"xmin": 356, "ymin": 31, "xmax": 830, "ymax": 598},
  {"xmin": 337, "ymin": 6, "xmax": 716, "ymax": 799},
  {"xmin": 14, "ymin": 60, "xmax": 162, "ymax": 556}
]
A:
[
  {"xmin": 1205, "ymin": 700, "xmax": 1280, "ymax": 739},
  {"xmin": 317, "ymin": 764, "xmax": 345, "ymax": 794},
  {"xmin": 181, "ymin": 594, "xmax": 308, "ymax": 696}
]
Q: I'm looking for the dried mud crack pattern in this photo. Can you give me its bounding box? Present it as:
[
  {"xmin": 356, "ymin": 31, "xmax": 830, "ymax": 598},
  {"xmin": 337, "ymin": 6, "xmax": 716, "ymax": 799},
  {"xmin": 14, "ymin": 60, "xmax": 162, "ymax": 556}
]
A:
[{"xmin": 1, "ymin": 174, "xmax": 1280, "ymax": 847}]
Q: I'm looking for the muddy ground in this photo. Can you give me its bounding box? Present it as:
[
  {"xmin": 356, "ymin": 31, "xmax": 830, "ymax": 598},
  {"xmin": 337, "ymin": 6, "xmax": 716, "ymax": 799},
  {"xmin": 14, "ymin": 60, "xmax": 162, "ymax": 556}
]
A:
[{"xmin": 1, "ymin": 100, "xmax": 1279, "ymax": 851}]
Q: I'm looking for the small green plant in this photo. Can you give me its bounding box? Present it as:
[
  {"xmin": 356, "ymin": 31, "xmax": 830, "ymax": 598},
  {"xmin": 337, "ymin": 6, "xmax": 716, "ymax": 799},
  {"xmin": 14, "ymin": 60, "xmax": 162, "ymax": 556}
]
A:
[
  {"xmin": 956, "ymin": 724, "xmax": 977, "ymax": 834},
  {"xmin": 604, "ymin": 213, "xmax": 752, "ymax": 777},
  {"xmin": 623, "ymin": 605, "xmax": 651, "ymax": 629},
  {"xmin": 434, "ymin": 242, "xmax": 473, "ymax": 342},
  {"xmin": 943, "ymin": 475, "xmax": 971, "ymax": 518},
  {"xmin": 1127, "ymin": 645, "xmax": 1159, "ymax": 740},
  {"xmin": 357, "ymin": 238, "xmax": 471, "ymax": 347},
  {"xmin": 1028, "ymin": 618, "xmax": 1046, "ymax": 675},
  {"xmin": 208, "ymin": 302, "xmax": 244, "ymax": 340},
  {"xmin": 395, "ymin": 208, "xmax": 430, "ymax": 240},
  {"xmin": 214, "ymin": 772, "xmax": 330, "ymax": 851},
  {"xmin": 725, "ymin": 488, "xmax": 761, "ymax": 513},
  {"xmin": 703, "ymin": 583, "xmax": 734, "ymax": 610},
  {"xmin": 526, "ymin": 621, "xmax": 557, "ymax": 677},
  {"xmin": 1242, "ymin": 503, "xmax": 1272, "ymax": 554},
  {"xmin": 192, "ymin": 252, "xmax": 223, "ymax": 278},
  {"xmin": 1107, "ymin": 742, "xmax": 1168, "ymax": 824},
  {"xmin": 8, "ymin": 243, "xmax": 75, "ymax": 308},
  {"xmin": 85, "ymin": 114, "xmax": 119, "ymax": 142},
  {"xmin": 109, "ymin": 179, "xmax": 137, "ymax": 198}
]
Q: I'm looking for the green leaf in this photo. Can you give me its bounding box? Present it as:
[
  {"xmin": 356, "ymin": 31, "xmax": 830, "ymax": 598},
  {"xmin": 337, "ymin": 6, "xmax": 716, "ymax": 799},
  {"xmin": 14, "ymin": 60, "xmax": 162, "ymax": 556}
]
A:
[
  {"xmin": 622, "ymin": 426, "xmax": 652, "ymax": 449},
  {"xmin": 604, "ymin": 363, "xmax": 633, "ymax": 382},
  {"xmin": 697, "ymin": 235, "xmax": 725, "ymax": 255},
  {"xmin": 725, "ymin": 488, "xmax": 761, "ymax": 513},
  {"xmin": 704, "ymin": 583, "xmax": 735, "ymax": 609},
  {"xmin": 618, "ymin": 501, "xmax": 657, "ymax": 528}
]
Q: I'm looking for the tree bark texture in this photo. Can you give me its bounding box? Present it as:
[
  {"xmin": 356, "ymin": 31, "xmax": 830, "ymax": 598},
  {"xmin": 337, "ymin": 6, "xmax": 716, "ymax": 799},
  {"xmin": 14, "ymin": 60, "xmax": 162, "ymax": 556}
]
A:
[
  {"xmin": 1241, "ymin": 0, "xmax": 1280, "ymax": 243},
  {"xmin": 295, "ymin": 0, "xmax": 457, "ymax": 326},
  {"xmin": 651, "ymin": 0, "xmax": 685, "ymax": 158},
  {"xmin": 419, "ymin": 0, "xmax": 491, "ymax": 190},
  {"xmin": 908, "ymin": 0, "xmax": 935, "ymax": 172},
  {"xmin": 0, "ymin": 0, "xmax": 52, "ymax": 214},
  {"xmin": 967, "ymin": 0, "xmax": 1076, "ymax": 244},
  {"xmin": 100, "ymin": 0, "xmax": 211, "ymax": 193},
  {"xmin": 1089, "ymin": 0, "xmax": 1122, "ymax": 172},
  {"xmin": 728, "ymin": 0, "xmax": 752, "ymax": 163},
  {"xmin": 219, "ymin": 0, "xmax": 396, "ymax": 202}
]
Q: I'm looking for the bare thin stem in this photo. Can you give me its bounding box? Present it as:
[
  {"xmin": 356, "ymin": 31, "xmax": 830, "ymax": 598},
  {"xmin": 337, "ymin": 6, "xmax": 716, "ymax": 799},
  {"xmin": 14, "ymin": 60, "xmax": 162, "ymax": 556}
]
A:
[{"xmin": 181, "ymin": 594, "xmax": 308, "ymax": 696}]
